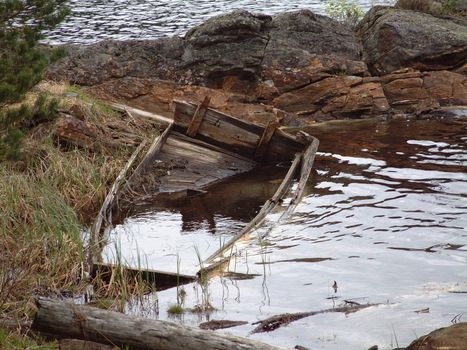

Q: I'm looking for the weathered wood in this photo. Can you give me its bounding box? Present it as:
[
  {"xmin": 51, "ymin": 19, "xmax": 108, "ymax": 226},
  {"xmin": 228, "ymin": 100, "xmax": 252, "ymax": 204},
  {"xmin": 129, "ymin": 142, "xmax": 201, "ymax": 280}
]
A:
[
  {"xmin": 251, "ymin": 303, "xmax": 378, "ymax": 334},
  {"xmin": 32, "ymin": 298, "xmax": 282, "ymax": 350},
  {"xmin": 285, "ymin": 136, "xmax": 319, "ymax": 215},
  {"xmin": 173, "ymin": 100, "xmax": 304, "ymax": 160},
  {"xmin": 186, "ymin": 96, "xmax": 210, "ymax": 137},
  {"xmin": 110, "ymin": 102, "xmax": 173, "ymax": 125},
  {"xmin": 126, "ymin": 123, "xmax": 173, "ymax": 186},
  {"xmin": 0, "ymin": 318, "xmax": 31, "ymax": 334},
  {"xmin": 92, "ymin": 263, "xmax": 196, "ymax": 291},
  {"xmin": 255, "ymin": 119, "xmax": 279, "ymax": 158},
  {"xmin": 157, "ymin": 132, "xmax": 256, "ymax": 193},
  {"xmin": 87, "ymin": 141, "xmax": 147, "ymax": 272},
  {"xmin": 203, "ymin": 152, "xmax": 302, "ymax": 265}
]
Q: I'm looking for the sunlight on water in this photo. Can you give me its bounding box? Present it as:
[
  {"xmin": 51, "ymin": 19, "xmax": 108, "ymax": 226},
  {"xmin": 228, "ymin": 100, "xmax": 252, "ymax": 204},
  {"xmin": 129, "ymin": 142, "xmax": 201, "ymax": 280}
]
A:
[
  {"xmin": 105, "ymin": 115, "xmax": 467, "ymax": 350},
  {"xmin": 44, "ymin": 0, "xmax": 395, "ymax": 45}
]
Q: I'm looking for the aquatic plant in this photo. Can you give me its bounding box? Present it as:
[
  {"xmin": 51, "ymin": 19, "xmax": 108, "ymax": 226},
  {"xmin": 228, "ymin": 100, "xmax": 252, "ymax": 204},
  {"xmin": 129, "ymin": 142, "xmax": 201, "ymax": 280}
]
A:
[
  {"xmin": 325, "ymin": 0, "xmax": 365, "ymax": 27},
  {"xmin": 167, "ymin": 303, "xmax": 185, "ymax": 315}
]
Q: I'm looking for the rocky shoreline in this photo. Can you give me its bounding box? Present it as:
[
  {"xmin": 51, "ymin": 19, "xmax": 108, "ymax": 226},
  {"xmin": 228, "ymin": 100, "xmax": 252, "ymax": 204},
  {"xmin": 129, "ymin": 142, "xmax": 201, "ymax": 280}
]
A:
[{"xmin": 46, "ymin": 6, "xmax": 466, "ymax": 127}]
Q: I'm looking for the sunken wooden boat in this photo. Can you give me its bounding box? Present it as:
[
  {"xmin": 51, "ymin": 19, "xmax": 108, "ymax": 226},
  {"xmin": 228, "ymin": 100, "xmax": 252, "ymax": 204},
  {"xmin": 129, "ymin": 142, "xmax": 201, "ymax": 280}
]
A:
[{"xmin": 89, "ymin": 97, "xmax": 319, "ymax": 288}]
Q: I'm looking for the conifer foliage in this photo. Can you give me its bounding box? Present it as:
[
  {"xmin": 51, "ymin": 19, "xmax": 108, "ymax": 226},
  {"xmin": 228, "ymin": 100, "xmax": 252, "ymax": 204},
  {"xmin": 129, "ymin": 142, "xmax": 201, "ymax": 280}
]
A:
[
  {"xmin": 0, "ymin": 0, "xmax": 69, "ymax": 106},
  {"xmin": 0, "ymin": 0, "xmax": 68, "ymax": 160}
]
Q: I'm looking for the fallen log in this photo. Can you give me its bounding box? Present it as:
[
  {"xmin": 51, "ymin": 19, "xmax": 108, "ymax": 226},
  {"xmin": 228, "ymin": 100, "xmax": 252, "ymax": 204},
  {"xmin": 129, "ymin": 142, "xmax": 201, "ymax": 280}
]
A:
[
  {"xmin": 32, "ymin": 298, "xmax": 283, "ymax": 350},
  {"xmin": 251, "ymin": 302, "xmax": 379, "ymax": 334}
]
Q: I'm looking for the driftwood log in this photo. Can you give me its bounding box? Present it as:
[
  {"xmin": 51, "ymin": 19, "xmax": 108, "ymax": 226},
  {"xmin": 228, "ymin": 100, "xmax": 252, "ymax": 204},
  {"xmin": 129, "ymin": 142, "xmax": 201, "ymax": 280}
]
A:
[
  {"xmin": 86, "ymin": 141, "xmax": 147, "ymax": 273},
  {"xmin": 32, "ymin": 298, "xmax": 283, "ymax": 350},
  {"xmin": 252, "ymin": 303, "xmax": 378, "ymax": 334}
]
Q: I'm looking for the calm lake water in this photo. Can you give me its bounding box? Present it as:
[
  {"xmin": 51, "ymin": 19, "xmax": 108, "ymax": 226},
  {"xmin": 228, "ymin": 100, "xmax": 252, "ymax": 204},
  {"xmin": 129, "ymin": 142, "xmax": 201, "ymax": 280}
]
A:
[
  {"xmin": 44, "ymin": 0, "xmax": 394, "ymax": 45},
  {"xmin": 104, "ymin": 115, "xmax": 467, "ymax": 350},
  {"xmin": 51, "ymin": 1, "xmax": 466, "ymax": 348}
]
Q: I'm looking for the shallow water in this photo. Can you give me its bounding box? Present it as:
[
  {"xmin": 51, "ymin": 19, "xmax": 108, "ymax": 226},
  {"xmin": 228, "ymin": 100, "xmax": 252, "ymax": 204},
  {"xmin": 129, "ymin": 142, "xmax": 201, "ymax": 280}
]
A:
[
  {"xmin": 43, "ymin": 0, "xmax": 394, "ymax": 45},
  {"xmin": 104, "ymin": 115, "xmax": 467, "ymax": 349}
]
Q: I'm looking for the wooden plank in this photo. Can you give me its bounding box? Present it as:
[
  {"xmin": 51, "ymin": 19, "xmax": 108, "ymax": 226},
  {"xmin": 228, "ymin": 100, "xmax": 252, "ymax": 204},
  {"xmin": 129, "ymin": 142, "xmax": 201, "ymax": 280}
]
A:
[
  {"xmin": 92, "ymin": 263, "xmax": 196, "ymax": 291},
  {"xmin": 126, "ymin": 123, "xmax": 173, "ymax": 186},
  {"xmin": 203, "ymin": 152, "xmax": 303, "ymax": 265},
  {"xmin": 174, "ymin": 101, "xmax": 261, "ymax": 156},
  {"xmin": 174, "ymin": 100, "xmax": 304, "ymax": 160},
  {"xmin": 32, "ymin": 298, "xmax": 283, "ymax": 350},
  {"xmin": 87, "ymin": 141, "xmax": 147, "ymax": 273},
  {"xmin": 186, "ymin": 96, "xmax": 210, "ymax": 137},
  {"xmin": 110, "ymin": 102, "xmax": 173, "ymax": 125},
  {"xmin": 156, "ymin": 132, "xmax": 257, "ymax": 193},
  {"xmin": 255, "ymin": 119, "xmax": 278, "ymax": 158},
  {"xmin": 285, "ymin": 135, "xmax": 319, "ymax": 215}
]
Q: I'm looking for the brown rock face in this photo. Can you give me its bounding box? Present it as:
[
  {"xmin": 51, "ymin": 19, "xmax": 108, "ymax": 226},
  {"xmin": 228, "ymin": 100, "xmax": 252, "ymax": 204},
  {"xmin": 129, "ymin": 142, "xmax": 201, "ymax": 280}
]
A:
[
  {"xmin": 85, "ymin": 77, "xmax": 280, "ymax": 126},
  {"xmin": 357, "ymin": 7, "xmax": 467, "ymax": 75},
  {"xmin": 405, "ymin": 322, "xmax": 467, "ymax": 350},
  {"xmin": 273, "ymin": 76, "xmax": 390, "ymax": 120},
  {"xmin": 382, "ymin": 68, "xmax": 467, "ymax": 110}
]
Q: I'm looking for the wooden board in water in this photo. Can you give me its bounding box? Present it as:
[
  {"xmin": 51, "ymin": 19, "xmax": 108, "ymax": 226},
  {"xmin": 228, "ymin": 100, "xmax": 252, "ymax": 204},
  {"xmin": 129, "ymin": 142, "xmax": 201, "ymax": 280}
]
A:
[
  {"xmin": 157, "ymin": 132, "xmax": 257, "ymax": 193},
  {"xmin": 173, "ymin": 100, "xmax": 304, "ymax": 161}
]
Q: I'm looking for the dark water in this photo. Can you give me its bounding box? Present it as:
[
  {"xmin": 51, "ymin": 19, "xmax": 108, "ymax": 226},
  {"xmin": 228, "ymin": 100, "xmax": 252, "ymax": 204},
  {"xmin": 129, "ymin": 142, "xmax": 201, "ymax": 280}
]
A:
[
  {"xmin": 43, "ymin": 0, "xmax": 393, "ymax": 45},
  {"xmin": 105, "ymin": 114, "xmax": 467, "ymax": 349}
]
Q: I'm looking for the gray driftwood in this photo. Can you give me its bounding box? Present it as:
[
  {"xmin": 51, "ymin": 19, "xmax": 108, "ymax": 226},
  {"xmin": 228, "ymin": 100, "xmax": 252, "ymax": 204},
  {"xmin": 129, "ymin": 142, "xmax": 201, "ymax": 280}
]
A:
[
  {"xmin": 252, "ymin": 303, "xmax": 378, "ymax": 334},
  {"xmin": 87, "ymin": 141, "xmax": 146, "ymax": 272},
  {"xmin": 32, "ymin": 298, "xmax": 282, "ymax": 350},
  {"xmin": 203, "ymin": 152, "xmax": 303, "ymax": 267}
]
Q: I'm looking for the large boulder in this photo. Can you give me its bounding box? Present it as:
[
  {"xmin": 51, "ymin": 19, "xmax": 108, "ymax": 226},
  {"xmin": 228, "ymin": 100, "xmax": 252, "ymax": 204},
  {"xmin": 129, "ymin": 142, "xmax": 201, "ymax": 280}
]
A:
[
  {"xmin": 259, "ymin": 10, "xmax": 366, "ymax": 96},
  {"xmin": 406, "ymin": 322, "xmax": 467, "ymax": 350},
  {"xmin": 357, "ymin": 7, "xmax": 467, "ymax": 75},
  {"xmin": 181, "ymin": 10, "xmax": 271, "ymax": 88},
  {"xmin": 46, "ymin": 38, "xmax": 185, "ymax": 86},
  {"xmin": 46, "ymin": 10, "xmax": 365, "ymax": 99}
]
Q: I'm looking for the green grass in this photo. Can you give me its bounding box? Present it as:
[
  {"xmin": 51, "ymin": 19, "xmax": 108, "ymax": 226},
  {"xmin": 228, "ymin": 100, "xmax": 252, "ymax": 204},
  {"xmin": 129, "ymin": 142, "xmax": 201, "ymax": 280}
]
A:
[
  {"xmin": 167, "ymin": 303, "xmax": 184, "ymax": 315},
  {"xmin": 0, "ymin": 328, "xmax": 57, "ymax": 350},
  {"xmin": 0, "ymin": 81, "xmax": 160, "ymax": 347}
]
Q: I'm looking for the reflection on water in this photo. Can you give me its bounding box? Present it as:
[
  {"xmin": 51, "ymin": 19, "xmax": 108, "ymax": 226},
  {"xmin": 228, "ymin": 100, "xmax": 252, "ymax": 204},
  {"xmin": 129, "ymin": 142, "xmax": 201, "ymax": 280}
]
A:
[
  {"xmin": 44, "ymin": 0, "xmax": 392, "ymax": 45},
  {"xmin": 105, "ymin": 115, "xmax": 467, "ymax": 349}
]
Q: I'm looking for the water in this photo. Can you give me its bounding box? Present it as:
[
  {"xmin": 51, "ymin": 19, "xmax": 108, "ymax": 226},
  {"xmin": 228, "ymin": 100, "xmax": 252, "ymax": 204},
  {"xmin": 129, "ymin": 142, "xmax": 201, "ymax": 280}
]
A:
[
  {"xmin": 44, "ymin": 0, "xmax": 394, "ymax": 45},
  {"xmin": 104, "ymin": 115, "xmax": 467, "ymax": 349}
]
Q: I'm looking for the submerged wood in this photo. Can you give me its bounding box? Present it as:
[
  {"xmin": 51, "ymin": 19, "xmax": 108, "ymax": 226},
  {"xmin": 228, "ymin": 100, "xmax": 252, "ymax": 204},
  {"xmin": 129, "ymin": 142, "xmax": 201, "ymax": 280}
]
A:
[
  {"xmin": 252, "ymin": 303, "xmax": 379, "ymax": 334},
  {"xmin": 125, "ymin": 123, "xmax": 173, "ymax": 187},
  {"xmin": 202, "ymin": 134, "xmax": 318, "ymax": 272},
  {"xmin": 87, "ymin": 141, "xmax": 146, "ymax": 273},
  {"xmin": 203, "ymin": 152, "xmax": 303, "ymax": 267},
  {"xmin": 92, "ymin": 262, "xmax": 196, "ymax": 291},
  {"xmin": 157, "ymin": 132, "xmax": 256, "ymax": 193},
  {"xmin": 199, "ymin": 320, "xmax": 248, "ymax": 331},
  {"xmin": 32, "ymin": 298, "xmax": 283, "ymax": 350}
]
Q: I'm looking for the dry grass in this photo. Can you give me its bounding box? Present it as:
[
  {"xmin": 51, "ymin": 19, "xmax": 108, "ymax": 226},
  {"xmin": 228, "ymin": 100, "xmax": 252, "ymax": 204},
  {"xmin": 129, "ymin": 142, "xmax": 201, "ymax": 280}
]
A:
[{"xmin": 0, "ymin": 81, "xmax": 160, "ymax": 334}]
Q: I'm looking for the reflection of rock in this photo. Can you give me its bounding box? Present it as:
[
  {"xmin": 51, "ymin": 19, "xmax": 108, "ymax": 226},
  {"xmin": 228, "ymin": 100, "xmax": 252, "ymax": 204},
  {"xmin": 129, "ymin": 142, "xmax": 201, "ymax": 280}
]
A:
[
  {"xmin": 357, "ymin": 7, "xmax": 467, "ymax": 75},
  {"xmin": 406, "ymin": 322, "xmax": 467, "ymax": 350}
]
